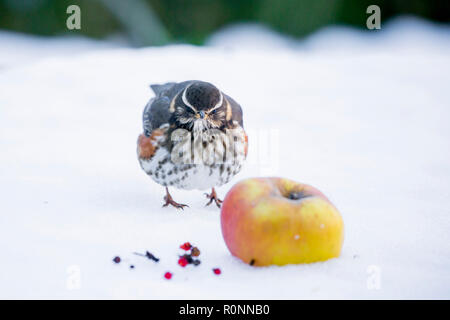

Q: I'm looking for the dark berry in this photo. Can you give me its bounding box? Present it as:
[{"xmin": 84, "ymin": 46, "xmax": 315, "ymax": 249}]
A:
[
  {"xmin": 113, "ymin": 256, "xmax": 121, "ymax": 264},
  {"xmin": 184, "ymin": 254, "xmax": 194, "ymax": 264}
]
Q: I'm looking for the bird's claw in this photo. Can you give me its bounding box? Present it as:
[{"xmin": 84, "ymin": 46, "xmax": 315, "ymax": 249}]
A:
[
  {"xmin": 204, "ymin": 189, "xmax": 223, "ymax": 208},
  {"xmin": 163, "ymin": 194, "xmax": 189, "ymax": 210}
]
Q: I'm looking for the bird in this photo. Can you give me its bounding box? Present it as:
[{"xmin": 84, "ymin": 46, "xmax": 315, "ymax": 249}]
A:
[{"xmin": 137, "ymin": 80, "xmax": 248, "ymax": 209}]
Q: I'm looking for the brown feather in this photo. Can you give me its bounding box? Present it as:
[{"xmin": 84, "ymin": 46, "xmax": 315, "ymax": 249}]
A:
[{"xmin": 137, "ymin": 129, "xmax": 164, "ymax": 159}]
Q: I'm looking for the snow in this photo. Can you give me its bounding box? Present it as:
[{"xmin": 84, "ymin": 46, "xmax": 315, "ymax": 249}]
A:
[
  {"xmin": 1, "ymin": 17, "xmax": 450, "ymax": 299},
  {"xmin": 0, "ymin": 30, "xmax": 127, "ymax": 70}
]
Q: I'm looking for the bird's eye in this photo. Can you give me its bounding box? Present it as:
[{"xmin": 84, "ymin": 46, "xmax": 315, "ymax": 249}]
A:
[{"xmin": 210, "ymin": 109, "xmax": 217, "ymax": 115}]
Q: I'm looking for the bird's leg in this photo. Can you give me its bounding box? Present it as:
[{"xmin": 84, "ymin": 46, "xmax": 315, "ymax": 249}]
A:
[
  {"xmin": 205, "ymin": 187, "xmax": 223, "ymax": 208},
  {"xmin": 163, "ymin": 187, "xmax": 188, "ymax": 210}
]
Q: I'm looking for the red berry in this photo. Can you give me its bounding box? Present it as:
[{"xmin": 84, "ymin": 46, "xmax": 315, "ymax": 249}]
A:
[
  {"xmin": 113, "ymin": 256, "xmax": 121, "ymax": 264},
  {"xmin": 213, "ymin": 268, "xmax": 221, "ymax": 275},
  {"xmin": 178, "ymin": 257, "xmax": 188, "ymax": 267},
  {"xmin": 180, "ymin": 242, "xmax": 192, "ymax": 251},
  {"xmin": 164, "ymin": 272, "xmax": 172, "ymax": 280}
]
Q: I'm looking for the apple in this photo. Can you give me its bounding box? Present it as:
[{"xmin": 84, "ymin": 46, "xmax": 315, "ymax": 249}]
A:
[{"xmin": 220, "ymin": 177, "xmax": 344, "ymax": 266}]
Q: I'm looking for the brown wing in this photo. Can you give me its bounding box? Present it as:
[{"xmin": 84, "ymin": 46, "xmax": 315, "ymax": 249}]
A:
[{"xmin": 137, "ymin": 128, "xmax": 165, "ymax": 160}]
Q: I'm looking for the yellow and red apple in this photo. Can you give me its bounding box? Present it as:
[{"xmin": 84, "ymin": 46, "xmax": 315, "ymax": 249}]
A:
[{"xmin": 220, "ymin": 177, "xmax": 344, "ymax": 266}]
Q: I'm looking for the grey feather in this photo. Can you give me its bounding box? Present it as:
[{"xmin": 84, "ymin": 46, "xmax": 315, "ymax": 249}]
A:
[
  {"xmin": 150, "ymin": 82, "xmax": 176, "ymax": 95},
  {"xmin": 143, "ymin": 81, "xmax": 193, "ymax": 136},
  {"xmin": 143, "ymin": 96, "xmax": 171, "ymax": 136}
]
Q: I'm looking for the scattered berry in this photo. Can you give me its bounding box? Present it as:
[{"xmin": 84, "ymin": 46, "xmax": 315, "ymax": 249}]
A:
[
  {"xmin": 180, "ymin": 242, "xmax": 192, "ymax": 251},
  {"xmin": 145, "ymin": 251, "xmax": 160, "ymax": 262},
  {"xmin": 113, "ymin": 256, "xmax": 121, "ymax": 264},
  {"xmin": 178, "ymin": 257, "xmax": 188, "ymax": 267},
  {"xmin": 184, "ymin": 254, "xmax": 194, "ymax": 264},
  {"xmin": 133, "ymin": 251, "xmax": 159, "ymax": 262},
  {"xmin": 191, "ymin": 247, "xmax": 200, "ymax": 257},
  {"xmin": 212, "ymin": 268, "xmax": 221, "ymax": 275},
  {"xmin": 130, "ymin": 265, "xmax": 135, "ymax": 269},
  {"xmin": 164, "ymin": 272, "xmax": 172, "ymax": 280}
]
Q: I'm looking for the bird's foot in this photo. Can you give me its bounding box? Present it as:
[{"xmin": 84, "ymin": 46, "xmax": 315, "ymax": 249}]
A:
[
  {"xmin": 163, "ymin": 188, "xmax": 188, "ymax": 210},
  {"xmin": 205, "ymin": 188, "xmax": 223, "ymax": 208}
]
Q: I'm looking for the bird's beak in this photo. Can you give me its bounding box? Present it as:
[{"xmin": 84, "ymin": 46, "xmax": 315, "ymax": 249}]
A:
[{"xmin": 197, "ymin": 111, "xmax": 206, "ymax": 119}]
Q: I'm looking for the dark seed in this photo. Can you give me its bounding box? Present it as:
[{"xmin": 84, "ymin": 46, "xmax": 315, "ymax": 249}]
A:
[
  {"xmin": 145, "ymin": 251, "xmax": 160, "ymax": 262},
  {"xmin": 249, "ymin": 259, "xmax": 255, "ymax": 266},
  {"xmin": 134, "ymin": 251, "xmax": 160, "ymax": 262}
]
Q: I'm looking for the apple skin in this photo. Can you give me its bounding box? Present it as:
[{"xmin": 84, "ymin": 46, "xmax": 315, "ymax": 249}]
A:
[{"xmin": 220, "ymin": 177, "xmax": 344, "ymax": 266}]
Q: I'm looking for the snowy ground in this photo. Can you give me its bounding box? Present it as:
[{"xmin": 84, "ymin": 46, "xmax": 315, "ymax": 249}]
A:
[{"xmin": 0, "ymin": 17, "xmax": 449, "ymax": 299}]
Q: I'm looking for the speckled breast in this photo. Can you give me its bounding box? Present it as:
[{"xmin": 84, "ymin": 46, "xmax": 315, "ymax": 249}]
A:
[{"xmin": 138, "ymin": 126, "xmax": 247, "ymax": 191}]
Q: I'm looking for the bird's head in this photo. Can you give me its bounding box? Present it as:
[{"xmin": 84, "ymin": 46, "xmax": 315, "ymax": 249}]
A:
[{"xmin": 173, "ymin": 81, "xmax": 227, "ymax": 131}]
